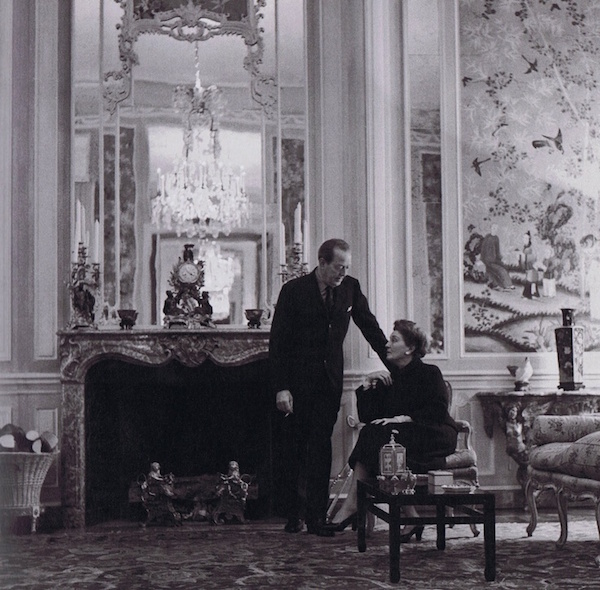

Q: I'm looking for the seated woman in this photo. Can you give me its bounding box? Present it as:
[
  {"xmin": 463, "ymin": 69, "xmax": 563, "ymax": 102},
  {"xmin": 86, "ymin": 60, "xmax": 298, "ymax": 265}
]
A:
[{"xmin": 326, "ymin": 319, "xmax": 458, "ymax": 541}]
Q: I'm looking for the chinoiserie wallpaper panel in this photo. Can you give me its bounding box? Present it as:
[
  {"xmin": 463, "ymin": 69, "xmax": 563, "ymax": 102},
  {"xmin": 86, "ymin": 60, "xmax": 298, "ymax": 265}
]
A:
[{"xmin": 460, "ymin": 0, "xmax": 600, "ymax": 353}]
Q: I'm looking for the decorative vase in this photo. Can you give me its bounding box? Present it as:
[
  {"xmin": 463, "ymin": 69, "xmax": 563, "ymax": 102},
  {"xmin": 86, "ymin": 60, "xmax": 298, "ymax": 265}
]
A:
[
  {"xmin": 513, "ymin": 357, "xmax": 533, "ymax": 391},
  {"xmin": 554, "ymin": 308, "xmax": 585, "ymax": 390},
  {"xmin": 117, "ymin": 309, "xmax": 138, "ymax": 330},
  {"xmin": 244, "ymin": 309, "xmax": 264, "ymax": 329}
]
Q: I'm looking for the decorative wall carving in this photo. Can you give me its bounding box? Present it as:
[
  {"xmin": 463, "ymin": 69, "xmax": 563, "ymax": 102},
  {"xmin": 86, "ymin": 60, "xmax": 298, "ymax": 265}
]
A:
[{"xmin": 105, "ymin": 0, "xmax": 276, "ymax": 117}]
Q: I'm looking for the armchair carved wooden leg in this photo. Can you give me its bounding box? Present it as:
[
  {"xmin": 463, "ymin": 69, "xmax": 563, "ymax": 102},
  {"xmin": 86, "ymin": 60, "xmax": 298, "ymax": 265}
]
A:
[
  {"xmin": 525, "ymin": 477, "xmax": 538, "ymax": 537},
  {"xmin": 595, "ymin": 501, "xmax": 600, "ymax": 567},
  {"xmin": 447, "ymin": 506, "xmax": 480, "ymax": 537},
  {"xmin": 555, "ymin": 487, "xmax": 569, "ymax": 548}
]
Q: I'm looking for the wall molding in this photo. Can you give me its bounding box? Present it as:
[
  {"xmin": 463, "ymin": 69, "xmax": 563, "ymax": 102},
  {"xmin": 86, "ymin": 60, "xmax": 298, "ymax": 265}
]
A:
[
  {"xmin": 0, "ymin": 372, "xmax": 61, "ymax": 395},
  {"xmin": 33, "ymin": 0, "xmax": 59, "ymax": 360},
  {"xmin": 439, "ymin": 0, "xmax": 461, "ymax": 361},
  {"xmin": 365, "ymin": 0, "xmax": 406, "ymax": 334},
  {"xmin": 0, "ymin": 0, "xmax": 13, "ymax": 362}
]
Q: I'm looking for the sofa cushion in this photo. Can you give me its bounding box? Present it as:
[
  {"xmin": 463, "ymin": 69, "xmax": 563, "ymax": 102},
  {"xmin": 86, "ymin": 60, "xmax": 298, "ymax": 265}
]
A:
[
  {"xmin": 530, "ymin": 415, "xmax": 600, "ymax": 446},
  {"xmin": 444, "ymin": 448, "xmax": 477, "ymax": 470},
  {"xmin": 529, "ymin": 442, "xmax": 572, "ymax": 471}
]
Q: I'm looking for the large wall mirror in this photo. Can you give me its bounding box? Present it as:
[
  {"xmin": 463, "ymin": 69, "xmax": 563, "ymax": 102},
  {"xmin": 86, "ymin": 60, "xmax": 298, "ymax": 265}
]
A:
[{"xmin": 72, "ymin": 0, "xmax": 306, "ymax": 326}]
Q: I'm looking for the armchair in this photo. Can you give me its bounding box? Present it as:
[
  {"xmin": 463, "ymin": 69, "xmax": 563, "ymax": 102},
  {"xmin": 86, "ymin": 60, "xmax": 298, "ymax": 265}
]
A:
[
  {"xmin": 328, "ymin": 380, "xmax": 479, "ymax": 533},
  {"xmin": 436, "ymin": 381, "xmax": 479, "ymax": 486}
]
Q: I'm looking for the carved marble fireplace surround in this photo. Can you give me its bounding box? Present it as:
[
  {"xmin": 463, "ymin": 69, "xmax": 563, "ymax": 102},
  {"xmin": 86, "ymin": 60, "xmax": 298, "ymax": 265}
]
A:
[{"xmin": 59, "ymin": 327, "xmax": 270, "ymax": 528}]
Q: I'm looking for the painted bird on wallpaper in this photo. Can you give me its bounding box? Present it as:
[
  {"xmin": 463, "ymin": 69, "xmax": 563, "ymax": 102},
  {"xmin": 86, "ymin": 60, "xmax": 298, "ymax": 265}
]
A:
[
  {"xmin": 492, "ymin": 122, "xmax": 508, "ymax": 136},
  {"xmin": 472, "ymin": 156, "xmax": 491, "ymax": 176},
  {"xmin": 521, "ymin": 55, "xmax": 538, "ymax": 74},
  {"xmin": 543, "ymin": 128, "xmax": 563, "ymax": 152},
  {"xmin": 532, "ymin": 129, "xmax": 563, "ymax": 153}
]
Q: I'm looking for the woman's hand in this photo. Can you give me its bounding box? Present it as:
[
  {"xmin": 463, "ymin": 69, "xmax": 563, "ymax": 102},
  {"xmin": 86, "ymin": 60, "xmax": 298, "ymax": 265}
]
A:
[
  {"xmin": 362, "ymin": 370, "xmax": 392, "ymax": 389},
  {"xmin": 371, "ymin": 415, "xmax": 412, "ymax": 426}
]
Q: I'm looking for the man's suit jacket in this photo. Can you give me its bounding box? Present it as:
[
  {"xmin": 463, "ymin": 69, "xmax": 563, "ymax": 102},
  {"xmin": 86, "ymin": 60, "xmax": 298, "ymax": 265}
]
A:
[{"xmin": 269, "ymin": 269, "xmax": 388, "ymax": 399}]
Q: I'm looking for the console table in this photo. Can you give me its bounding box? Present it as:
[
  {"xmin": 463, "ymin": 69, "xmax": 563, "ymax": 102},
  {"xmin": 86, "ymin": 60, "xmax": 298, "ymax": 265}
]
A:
[
  {"xmin": 476, "ymin": 390, "xmax": 600, "ymax": 488},
  {"xmin": 58, "ymin": 326, "xmax": 270, "ymax": 528}
]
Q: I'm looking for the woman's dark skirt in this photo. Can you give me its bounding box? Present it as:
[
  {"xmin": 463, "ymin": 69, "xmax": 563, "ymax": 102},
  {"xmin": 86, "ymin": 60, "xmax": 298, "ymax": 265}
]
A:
[{"xmin": 348, "ymin": 421, "xmax": 458, "ymax": 475}]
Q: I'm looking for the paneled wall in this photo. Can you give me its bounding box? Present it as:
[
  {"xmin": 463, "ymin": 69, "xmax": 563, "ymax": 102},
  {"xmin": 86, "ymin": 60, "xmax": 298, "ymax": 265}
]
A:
[
  {"xmin": 0, "ymin": 1, "xmax": 12, "ymax": 364},
  {"xmin": 0, "ymin": 0, "xmax": 67, "ymax": 506},
  {"xmin": 5, "ymin": 0, "xmax": 600, "ymax": 515}
]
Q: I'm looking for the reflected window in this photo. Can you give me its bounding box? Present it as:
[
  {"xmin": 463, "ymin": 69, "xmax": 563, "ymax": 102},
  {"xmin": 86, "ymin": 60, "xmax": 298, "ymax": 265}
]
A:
[
  {"xmin": 407, "ymin": 0, "xmax": 444, "ymax": 353},
  {"xmin": 198, "ymin": 242, "xmax": 236, "ymax": 322}
]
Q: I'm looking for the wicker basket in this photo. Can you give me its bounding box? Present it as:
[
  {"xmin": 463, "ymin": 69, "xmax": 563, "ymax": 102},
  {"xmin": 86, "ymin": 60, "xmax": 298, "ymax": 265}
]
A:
[{"xmin": 0, "ymin": 452, "xmax": 58, "ymax": 531}]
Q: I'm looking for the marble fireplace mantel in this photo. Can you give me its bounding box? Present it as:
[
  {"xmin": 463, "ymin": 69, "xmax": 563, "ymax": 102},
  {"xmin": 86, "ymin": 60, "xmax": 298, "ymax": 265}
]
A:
[{"xmin": 58, "ymin": 326, "xmax": 270, "ymax": 528}]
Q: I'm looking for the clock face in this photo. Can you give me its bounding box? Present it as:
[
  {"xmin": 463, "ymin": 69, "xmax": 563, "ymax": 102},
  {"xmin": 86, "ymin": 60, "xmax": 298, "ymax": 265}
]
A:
[{"xmin": 178, "ymin": 262, "xmax": 200, "ymax": 284}]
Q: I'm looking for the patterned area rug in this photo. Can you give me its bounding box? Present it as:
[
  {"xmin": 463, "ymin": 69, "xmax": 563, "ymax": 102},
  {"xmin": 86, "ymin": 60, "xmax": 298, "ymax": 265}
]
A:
[{"xmin": 0, "ymin": 519, "xmax": 599, "ymax": 589}]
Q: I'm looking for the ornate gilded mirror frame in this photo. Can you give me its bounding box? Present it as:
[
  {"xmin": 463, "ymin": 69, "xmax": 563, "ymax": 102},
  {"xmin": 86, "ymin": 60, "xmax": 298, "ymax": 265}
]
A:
[
  {"xmin": 104, "ymin": 0, "xmax": 276, "ymax": 117},
  {"xmin": 72, "ymin": 0, "xmax": 306, "ymax": 326}
]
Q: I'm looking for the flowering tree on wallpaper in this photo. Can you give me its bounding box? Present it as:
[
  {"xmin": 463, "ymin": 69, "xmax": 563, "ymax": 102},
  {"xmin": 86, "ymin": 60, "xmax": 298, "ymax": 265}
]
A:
[{"xmin": 461, "ymin": 0, "xmax": 600, "ymax": 352}]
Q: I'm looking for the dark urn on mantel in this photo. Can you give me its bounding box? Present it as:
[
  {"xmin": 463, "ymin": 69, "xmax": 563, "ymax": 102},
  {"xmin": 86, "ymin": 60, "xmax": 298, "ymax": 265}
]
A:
[
  {"xmin": 245, "ymin": 309, "xmax": 264, "ymax": 329},
  {"xmin": 555, "ymin": 307, "xmax": 585, "ymax": 390},
  {"xmin": 117, "ymin": 309, "xmax": 138, "ymax": 330}
]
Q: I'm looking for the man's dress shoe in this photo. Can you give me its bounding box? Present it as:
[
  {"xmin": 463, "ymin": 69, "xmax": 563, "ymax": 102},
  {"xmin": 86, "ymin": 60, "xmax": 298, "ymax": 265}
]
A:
[{"xmin": 284, "ymin": 517, "xmax": 304, "ymax": 533}]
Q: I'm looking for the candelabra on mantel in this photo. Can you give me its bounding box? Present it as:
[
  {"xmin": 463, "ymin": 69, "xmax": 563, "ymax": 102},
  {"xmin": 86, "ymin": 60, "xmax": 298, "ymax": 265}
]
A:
[
  {"xmin": 279, "ymin": 242, "xmax": 309, "ymax": 283},
  {"xmin": 68, "ymin": 243, "xmax": 100, "ymax": 330}
]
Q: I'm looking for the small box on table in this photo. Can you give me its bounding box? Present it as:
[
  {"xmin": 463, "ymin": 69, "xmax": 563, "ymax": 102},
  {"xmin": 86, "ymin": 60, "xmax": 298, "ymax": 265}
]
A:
[{"xmin": 428, "ymin": 470, "xmax": 453, "ymax": 494}]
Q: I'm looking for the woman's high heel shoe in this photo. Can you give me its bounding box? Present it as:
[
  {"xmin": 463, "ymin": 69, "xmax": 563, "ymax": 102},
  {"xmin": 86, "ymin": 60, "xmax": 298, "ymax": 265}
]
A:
[
  {"xmin": 323, "ymin": 513, "xmax": 358, "ymax": 532},
  {"xmin": 398, "ymin": 525, "xmax": 424, "ymax": 543}
]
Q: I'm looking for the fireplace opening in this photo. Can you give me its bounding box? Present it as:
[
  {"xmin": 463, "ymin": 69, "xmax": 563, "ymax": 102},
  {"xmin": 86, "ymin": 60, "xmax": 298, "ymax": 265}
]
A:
[{"xmin": 84, "ymin": 358, "xmax": 282, "ymax": 525}]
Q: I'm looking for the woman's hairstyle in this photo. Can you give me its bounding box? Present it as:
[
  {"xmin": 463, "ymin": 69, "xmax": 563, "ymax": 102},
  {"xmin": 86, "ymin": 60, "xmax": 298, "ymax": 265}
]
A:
[{"xmin": 393, "ymin": 319, "xmax": 428, "ymax": 358}]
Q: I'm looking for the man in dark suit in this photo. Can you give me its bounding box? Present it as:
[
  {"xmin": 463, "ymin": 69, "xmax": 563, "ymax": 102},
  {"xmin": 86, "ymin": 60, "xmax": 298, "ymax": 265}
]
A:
[{"xmin": 269, "ymin": 238, "xmax": 389, "ymax": 536}]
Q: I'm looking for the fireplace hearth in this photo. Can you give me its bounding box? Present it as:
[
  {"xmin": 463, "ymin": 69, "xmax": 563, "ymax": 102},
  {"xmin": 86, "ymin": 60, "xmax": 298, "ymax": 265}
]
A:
[
  {"xmin": 58, "ymin": 327, "xmax": 274, "ymax": 528},
  {"xmin": 86, "ymin": 358, "xmax": 272, "ymax": 524}
]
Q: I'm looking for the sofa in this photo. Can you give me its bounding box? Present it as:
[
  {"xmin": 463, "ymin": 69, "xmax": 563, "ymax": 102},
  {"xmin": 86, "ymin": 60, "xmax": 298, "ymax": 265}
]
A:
[{"xmin": 525, "ymin": 414, "xmax": 600, "ymax": 565}]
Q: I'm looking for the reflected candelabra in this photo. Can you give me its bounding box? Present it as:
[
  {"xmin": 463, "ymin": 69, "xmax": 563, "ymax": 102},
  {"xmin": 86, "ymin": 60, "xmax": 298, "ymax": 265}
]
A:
[
  {"xmin": 68, "ymin": 243, "xmax": 100, "ymax": 329},
  {"xmin": 279, "ymin": 243, "xmax": 309, "ymax": 283}
]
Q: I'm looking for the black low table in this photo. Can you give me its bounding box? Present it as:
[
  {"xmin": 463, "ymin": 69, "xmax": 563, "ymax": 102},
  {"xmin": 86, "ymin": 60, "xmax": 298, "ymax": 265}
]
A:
[{"xmin": 357, "ymin": 479, "xmax": 496, "ymax": 583}]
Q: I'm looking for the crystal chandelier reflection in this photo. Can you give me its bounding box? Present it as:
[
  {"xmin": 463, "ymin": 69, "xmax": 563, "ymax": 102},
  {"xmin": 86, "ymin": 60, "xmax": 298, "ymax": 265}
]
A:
[{"xmin": 152, "ymin": 43, "xmax": 249, "ymax": 239}]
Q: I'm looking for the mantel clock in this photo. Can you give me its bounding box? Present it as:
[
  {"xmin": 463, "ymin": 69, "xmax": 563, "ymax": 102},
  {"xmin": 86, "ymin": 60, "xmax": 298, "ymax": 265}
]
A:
[{"xmin": 163, "ymin": 244, "xmax": 214, "ymax": 328}]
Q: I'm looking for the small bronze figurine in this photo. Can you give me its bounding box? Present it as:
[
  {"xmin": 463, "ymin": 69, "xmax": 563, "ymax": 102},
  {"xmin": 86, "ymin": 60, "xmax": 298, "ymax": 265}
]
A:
[
  {"xmin": 139, "ymin": 462, "xmax": 182, "ymax": 527},
  {"xmin": 162, "ymin": 290, "xmax": 180, "ymax": 316},
  {"xmin": 213, "ymin": 461, "xmax": 250, "ymax": 524}
]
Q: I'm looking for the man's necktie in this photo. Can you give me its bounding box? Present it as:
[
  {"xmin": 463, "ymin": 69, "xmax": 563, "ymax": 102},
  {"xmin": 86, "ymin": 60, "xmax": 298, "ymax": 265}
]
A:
[{"xmin": 325, "ymin": 286, "xmax": 333, "ymax": 313}]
